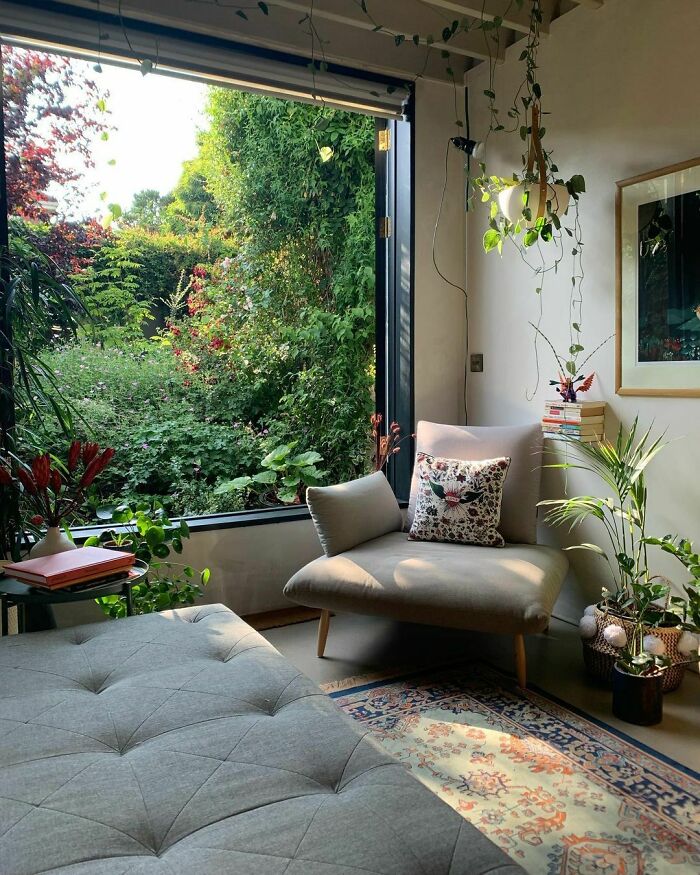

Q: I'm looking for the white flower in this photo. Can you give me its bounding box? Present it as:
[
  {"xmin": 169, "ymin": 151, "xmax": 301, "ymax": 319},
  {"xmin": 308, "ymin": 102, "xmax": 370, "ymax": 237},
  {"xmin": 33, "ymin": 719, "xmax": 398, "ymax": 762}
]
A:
[
  {"xmin": 603, "ymin": 625, "xmax": 627, "ymax": 648},
  {"xmin": 584, "ymin": 604, "xmax": 597, "ymax": 617},
  {"xmin": 678, "ymin": 631, "xmax": 699, "ymax": 655},
  {"xmin": 642, "ymin": 635, "xmax": 666, "ymax": 656},
  {"xmin": 579, "ymin": 616, "xmax": 597, "ymax": 639}
]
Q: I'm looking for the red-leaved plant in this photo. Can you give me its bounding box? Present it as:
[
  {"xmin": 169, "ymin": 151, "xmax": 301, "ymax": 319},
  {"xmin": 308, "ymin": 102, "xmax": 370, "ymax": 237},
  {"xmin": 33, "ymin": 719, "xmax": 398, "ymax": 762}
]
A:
[{"xmin": 0, "ymin": 441, "xmax": 115, "ymax": 529}]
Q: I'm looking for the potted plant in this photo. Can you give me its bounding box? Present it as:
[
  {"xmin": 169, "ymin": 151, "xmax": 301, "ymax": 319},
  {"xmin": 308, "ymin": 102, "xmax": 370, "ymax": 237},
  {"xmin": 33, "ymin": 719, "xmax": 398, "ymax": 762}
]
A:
[
  {"xmin": 540, "ymin": 418, "xmax": 699, "ymax": 693},
  {"xmin": 85, "ymin": 500, "xmax": 210, "ymax": 617},
  {"xmin": 0, "ymin": 441, "xmax": 115, "ymax": 557}
]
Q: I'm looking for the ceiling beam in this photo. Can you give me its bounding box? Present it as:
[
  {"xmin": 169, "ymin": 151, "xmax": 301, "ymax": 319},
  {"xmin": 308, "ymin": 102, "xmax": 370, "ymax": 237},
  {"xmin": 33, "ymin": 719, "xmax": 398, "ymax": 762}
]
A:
[
  {"xmin": 421, "ymin": 1, "xmax": 542, "ymax": 35},
  {"xmin": 271, "ymin": 1, "xmax": 506, "ymax": 63}
]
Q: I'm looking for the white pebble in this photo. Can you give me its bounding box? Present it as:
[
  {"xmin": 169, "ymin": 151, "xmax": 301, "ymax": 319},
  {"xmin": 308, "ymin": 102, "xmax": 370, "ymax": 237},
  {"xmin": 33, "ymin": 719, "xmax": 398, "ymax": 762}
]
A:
[
  {"xmin": 584, "ymin": 604, "xmax": 597, "ymax": 617},
  {"xmin": 579, "ymin": 616, "xmax": 597, "ymax": 639},
  {"xmin": 678, "ymin": 631, "xmax": 699, "ymax": 655},
  {"xmin": 642, "ymin": 635, "xmax": 666, "ymax": 656},
  {"xmin": 603, "ymin": 625, "xmax": 627, "ymax": 648}
]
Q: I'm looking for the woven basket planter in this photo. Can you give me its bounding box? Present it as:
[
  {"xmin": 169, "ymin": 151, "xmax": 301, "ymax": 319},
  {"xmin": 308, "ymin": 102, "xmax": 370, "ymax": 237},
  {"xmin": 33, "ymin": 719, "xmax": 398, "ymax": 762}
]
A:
[{"xmin": 582, "ymin": 605, "xmax": 686, "ymax": 693}]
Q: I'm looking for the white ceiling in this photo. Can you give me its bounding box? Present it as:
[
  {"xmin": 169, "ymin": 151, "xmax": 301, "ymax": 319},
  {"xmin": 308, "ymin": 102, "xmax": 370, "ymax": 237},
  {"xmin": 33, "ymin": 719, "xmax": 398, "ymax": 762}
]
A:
[{"xmin": 55, "ymin": 0, "xmax": 605, "ymax": 84}]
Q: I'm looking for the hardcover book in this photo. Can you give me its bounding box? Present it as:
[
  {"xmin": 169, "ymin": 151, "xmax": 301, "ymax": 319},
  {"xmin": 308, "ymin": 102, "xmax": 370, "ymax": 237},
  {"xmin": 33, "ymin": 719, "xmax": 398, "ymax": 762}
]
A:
[{"xmin": 4, "ymin": 546, "xmax": 134, "ymax": 589}]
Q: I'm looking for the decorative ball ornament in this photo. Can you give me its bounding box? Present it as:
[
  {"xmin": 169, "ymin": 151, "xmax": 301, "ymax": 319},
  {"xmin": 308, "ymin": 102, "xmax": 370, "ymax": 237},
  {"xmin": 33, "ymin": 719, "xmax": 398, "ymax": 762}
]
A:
[
  {"xmin": 603, "ymin": 624, "xmax": 627, "ymax": 648},
  {"xmin": 642, "ymin": 635, "xmax": 666, "ymax": 656},
  {"xmin": 579, "ymin": 615, "xmax": 597, "ymax": 639},
  {"xmin": 584, "ymin": 604, "xmax": 597, "ymax": 617},
  {"xmin": 678, "ymin": 631, "xmax": 700, "ymax": 655},
  {"xmin": 497, "ymin": 182, "xmax": 570, "ymax": 228}
]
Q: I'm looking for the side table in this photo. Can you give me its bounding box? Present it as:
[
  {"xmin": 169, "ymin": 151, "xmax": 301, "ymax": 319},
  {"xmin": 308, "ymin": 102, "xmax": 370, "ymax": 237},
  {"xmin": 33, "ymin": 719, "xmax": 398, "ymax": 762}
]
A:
[{"xmin": 0, "ymin": 559, "xmax": 148, "ymax": 635}]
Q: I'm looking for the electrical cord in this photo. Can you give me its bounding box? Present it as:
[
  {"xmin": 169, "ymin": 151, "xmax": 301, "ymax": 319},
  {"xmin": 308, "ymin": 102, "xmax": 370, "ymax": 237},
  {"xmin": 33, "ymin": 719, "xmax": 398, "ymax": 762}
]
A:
[{"xmin": 432, "ymin": 138, "xmax": 469, "ymax": 424}]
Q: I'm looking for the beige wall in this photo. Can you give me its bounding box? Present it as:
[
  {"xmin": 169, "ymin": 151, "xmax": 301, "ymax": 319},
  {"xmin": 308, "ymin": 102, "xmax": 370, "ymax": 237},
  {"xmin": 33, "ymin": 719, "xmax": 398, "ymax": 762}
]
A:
[
  {"xmin": 414, "ymin": 79, "xmax": 468, "ymax": 425},
  {"xmin": 467, "ymin": 0, "xmax": 700, "ymax": 620}
]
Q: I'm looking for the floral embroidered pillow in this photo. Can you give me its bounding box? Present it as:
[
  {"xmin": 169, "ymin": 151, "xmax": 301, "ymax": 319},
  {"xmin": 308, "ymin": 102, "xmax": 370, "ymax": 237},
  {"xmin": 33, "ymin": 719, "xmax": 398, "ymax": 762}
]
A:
[{"xmin": 408, "ymin": 453, "xmax": 511, "ymax": 547}]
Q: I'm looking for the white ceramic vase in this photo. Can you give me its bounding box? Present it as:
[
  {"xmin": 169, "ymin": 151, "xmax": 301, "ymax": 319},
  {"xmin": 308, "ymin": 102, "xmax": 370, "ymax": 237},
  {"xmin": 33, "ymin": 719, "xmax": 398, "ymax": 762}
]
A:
[
  {"xmin": 498, "ymin": 181, "xmax": 570, "ymax": 227},
  {"xmin": 30, "ymin": 526, "xmax": 77, "ymax": 558}
]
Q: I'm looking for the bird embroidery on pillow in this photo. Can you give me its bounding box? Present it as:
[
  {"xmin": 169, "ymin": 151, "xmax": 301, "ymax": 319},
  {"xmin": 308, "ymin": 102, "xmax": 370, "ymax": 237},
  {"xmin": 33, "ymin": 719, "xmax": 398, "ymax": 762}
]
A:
[{"xmin": 429, "ymin": 478, "xmax": 483, "ymax": 516}]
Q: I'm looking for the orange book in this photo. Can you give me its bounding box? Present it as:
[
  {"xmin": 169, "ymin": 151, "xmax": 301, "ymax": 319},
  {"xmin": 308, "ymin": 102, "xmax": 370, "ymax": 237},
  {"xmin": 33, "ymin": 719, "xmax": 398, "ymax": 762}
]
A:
[
  {"xmin": 25, "ymin": 566, "xmax": 142, "ymax": 591},
  {"xmin": 4, "ymin": 546, "xmax": 134, "ymax": 588}
]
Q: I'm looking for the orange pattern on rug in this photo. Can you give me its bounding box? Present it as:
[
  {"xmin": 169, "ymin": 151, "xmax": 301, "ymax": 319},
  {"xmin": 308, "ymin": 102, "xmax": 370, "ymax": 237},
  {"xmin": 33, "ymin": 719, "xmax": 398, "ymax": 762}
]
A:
[{"xmin": 325, "ymin": 664, "xmax": 700, "ymax": 875}]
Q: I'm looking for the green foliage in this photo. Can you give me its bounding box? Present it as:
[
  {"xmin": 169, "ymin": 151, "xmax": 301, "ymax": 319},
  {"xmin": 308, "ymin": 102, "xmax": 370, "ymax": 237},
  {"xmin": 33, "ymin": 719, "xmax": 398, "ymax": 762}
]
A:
[
  {"xmin": 215, "ymin": 442, "xmax": 327, "ymax": 505},
  {"xmin": 14, "ymin": 87, "xmax": 376, "ymax": 520},
  {"xmin": 86, "ymin": 501, "xmax": 210, "ymax": 617},
  {"xmin": 539, "ymin": 418, "xmax": 700, "ymax": 635},
  {"xmin": 70, "ymin": 241, "xmax": 148, "ymax": 343}
]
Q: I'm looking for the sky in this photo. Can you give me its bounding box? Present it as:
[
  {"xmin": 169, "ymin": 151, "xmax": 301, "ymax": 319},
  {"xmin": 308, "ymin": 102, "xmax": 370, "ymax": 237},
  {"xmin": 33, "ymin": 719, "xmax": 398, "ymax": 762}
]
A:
[{"xmin": 65, "ymin": 61, "xmax": 208, "ymax": 221}]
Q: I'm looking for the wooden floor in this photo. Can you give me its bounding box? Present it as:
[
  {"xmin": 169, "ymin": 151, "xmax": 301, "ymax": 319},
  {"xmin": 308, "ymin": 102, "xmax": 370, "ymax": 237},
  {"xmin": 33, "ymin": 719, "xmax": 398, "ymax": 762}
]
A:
[{"xmin": 263, "ymin": 613, "xmax": 700, "ymax": 773}]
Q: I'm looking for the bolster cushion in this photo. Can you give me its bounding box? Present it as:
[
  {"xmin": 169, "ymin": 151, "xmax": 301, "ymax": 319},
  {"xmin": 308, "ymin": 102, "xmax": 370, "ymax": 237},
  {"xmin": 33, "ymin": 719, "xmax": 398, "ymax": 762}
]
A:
[
  {"xmin": 407, "ymin": 421, "xmax": 543, "ymax": 545},
  {"xmin": 307, "ymin": 471, "xmax": 403, "ymax": 557}
]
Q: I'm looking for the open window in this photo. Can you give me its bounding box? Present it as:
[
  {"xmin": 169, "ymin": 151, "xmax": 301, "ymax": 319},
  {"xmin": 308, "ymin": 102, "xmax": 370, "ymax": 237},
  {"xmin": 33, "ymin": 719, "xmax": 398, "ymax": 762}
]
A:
[{"xmin": 0, "ymin": 0, "xmax": 413, "ymax": 528}]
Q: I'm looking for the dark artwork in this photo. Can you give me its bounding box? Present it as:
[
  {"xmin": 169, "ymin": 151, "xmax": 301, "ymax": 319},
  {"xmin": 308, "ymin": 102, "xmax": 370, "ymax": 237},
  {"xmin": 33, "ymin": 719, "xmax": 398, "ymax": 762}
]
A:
[{"xmin": 637, "ymin": 190, "xmax": 700, "ymax": 362}]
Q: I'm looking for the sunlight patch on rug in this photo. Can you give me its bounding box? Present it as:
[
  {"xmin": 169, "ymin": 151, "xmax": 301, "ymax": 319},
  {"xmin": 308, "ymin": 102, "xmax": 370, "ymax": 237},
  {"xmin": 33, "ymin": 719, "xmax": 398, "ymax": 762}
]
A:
[{"xmin": 324, "ymin": 664, "xmax": 700, "ymax": 875}]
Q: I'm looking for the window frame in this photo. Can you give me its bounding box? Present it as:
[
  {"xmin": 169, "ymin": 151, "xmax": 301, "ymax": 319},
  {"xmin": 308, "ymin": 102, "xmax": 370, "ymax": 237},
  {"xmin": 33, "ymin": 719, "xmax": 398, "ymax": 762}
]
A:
[{"xmin": 0, "ymin": 11, "xmax": 414, "ymax": 531}]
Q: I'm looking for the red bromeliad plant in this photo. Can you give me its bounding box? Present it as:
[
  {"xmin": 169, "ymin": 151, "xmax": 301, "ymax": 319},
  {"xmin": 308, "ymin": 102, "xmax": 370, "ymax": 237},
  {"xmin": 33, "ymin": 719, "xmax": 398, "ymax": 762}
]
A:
[
  {"xmin": 371, "ymin": 414, "xmax": 413, "ymax": 472},
  {"xmin": 0, "ymin": 441, "xmax": 115, "ymax": 529}
]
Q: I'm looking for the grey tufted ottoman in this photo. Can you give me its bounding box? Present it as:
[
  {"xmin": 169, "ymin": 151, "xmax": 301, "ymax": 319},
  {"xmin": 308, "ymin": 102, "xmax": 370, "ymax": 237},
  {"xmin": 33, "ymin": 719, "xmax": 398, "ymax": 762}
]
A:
[{"xmin": 0, "ymin": 604, "xmax": 523, "ymax": 874}]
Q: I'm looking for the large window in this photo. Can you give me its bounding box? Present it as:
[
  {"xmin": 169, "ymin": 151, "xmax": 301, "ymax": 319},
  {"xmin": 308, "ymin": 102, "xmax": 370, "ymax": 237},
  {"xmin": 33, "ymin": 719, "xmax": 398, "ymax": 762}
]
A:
[{"xmin": 1, "ymin": 42, "xmax": 386, "ymax": 522}]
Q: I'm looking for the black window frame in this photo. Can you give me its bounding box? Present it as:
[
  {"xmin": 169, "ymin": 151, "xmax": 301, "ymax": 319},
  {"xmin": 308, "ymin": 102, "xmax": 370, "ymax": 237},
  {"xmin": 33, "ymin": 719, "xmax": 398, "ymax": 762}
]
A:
[{"xmin": 0, "ymin": 7, "xmax": 414, "ymax": 532}]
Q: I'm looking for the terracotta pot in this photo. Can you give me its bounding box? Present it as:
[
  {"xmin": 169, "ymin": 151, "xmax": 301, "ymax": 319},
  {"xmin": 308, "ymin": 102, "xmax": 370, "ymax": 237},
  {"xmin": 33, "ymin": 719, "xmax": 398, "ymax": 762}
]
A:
[
  {"xmin": 498, "ymin": 181, "xmax": 570, "ymax": 227},
  {"xmin": 30, "ymin": 526, "xmax": 77, "ymax": 558},
  {"xmin": 582, "ymin": 605, "xmax": 685, "ymax": 693},
  {"xmin": 612, "ymin": 664, "xmax": 663, "ymax": 726}
]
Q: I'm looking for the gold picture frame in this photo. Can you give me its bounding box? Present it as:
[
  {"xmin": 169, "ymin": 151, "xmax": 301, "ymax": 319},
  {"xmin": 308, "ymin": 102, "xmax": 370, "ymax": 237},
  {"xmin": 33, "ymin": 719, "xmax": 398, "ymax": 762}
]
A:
[{"xmin": 616, "ymin": 156, "xmax": 700, "ymax": 397}]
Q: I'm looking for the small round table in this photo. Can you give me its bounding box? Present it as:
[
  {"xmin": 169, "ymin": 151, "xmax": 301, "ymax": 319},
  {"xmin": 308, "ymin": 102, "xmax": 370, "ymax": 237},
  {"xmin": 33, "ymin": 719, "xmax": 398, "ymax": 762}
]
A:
[{"xmin": 0, "ymin": 560, "xmax": 148, "ymax": 635}]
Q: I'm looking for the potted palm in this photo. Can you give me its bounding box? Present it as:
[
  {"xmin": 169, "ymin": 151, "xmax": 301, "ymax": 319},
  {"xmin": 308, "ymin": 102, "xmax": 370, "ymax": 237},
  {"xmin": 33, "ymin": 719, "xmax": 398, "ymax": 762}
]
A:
[{"xmin": 540, "ymin": 418, "xmax": 700, "ymax": 694}]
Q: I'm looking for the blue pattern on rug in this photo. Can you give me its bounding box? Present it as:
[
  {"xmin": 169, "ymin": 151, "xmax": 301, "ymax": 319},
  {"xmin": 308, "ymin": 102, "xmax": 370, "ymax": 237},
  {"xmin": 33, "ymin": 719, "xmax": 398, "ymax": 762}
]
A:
[{"xmin": 326, "ymin": 663, "xmax": 700, "ymax": 875}]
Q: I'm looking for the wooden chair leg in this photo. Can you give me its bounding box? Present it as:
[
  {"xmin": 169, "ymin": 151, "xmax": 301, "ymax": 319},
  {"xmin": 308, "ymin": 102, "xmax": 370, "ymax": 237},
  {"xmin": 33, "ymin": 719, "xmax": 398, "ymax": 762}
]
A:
[
  {"xmin": 317, "ymin": 609, "xmax": 330, "ymax": 658},
  {"xmin": 514, "ymin": 634, "xmax": 527, "ymax": 688}
]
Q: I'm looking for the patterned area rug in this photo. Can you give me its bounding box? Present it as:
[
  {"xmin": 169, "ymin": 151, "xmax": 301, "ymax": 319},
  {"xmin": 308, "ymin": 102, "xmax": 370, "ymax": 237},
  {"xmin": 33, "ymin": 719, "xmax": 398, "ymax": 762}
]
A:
[{"xmin": 323, "ymin": 663, "xmax": 700, "ymax": 875}]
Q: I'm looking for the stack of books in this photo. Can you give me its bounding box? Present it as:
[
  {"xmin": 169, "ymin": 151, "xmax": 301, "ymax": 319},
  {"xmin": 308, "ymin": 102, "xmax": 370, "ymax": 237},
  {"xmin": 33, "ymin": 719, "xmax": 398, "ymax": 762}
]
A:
[
  {"xmin": 4, "ymin": 546, "xmax": 135, "ymax": 591},
  {"xmin": 542, "ymin": 400, "xmax": 605, "ymax": 443}
]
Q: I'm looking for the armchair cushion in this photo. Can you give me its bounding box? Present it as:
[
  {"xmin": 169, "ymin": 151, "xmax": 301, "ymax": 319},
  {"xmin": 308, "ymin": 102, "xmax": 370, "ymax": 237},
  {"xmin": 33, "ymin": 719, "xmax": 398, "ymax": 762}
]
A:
[
  {"xmin": 307, "ymin": 471, "xmax": 403, "ymax": 557},
  {"xmin": 284, "ymin": 532, "xmax": 568, "ymax": 635},
  {"xmin": 407, "ymin": 421, "xmax": 543, "ymax": 545}
]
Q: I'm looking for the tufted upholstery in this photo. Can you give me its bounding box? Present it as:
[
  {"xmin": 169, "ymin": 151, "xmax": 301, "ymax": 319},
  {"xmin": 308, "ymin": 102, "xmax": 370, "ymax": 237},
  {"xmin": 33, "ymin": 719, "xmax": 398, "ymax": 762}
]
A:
[{"xmin": 0, "ymin": 605, "xmax": 522, "ymax": 875}]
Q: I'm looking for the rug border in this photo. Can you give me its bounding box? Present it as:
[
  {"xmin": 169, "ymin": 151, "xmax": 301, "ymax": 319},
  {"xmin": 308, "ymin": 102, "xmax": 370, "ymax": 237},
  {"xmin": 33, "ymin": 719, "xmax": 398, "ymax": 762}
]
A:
[{"xmin": 324, "ymin": 660, "xmax": 700, "ymax": 783}]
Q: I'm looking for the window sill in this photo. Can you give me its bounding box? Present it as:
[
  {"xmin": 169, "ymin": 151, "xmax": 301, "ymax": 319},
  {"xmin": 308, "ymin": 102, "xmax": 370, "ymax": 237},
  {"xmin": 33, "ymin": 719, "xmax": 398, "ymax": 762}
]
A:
[{"xmin": 68, "ymin": 499, "xmax": 409, "ymax": 543}]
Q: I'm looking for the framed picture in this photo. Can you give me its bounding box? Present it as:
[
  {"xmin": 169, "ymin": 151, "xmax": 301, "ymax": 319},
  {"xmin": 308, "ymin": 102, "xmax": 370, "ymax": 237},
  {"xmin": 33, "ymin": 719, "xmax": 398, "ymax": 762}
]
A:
[{"xmin": 616, "ymin": 156, "xmax": 700, "ymax": 396}]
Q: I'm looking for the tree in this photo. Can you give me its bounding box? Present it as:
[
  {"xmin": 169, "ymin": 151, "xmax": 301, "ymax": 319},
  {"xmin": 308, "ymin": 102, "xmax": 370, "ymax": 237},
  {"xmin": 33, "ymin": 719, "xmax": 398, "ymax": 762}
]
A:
[
  {"xmin": 164, "ymin": 155, "xmax": 221, "ymax": 232},
  {"xmin": 1, "ymin": 45, "xmax": 109, "ymax": 220},
  {"xmin": 123, "ymin": 189, "xmax": 174, "ymax": 231}
]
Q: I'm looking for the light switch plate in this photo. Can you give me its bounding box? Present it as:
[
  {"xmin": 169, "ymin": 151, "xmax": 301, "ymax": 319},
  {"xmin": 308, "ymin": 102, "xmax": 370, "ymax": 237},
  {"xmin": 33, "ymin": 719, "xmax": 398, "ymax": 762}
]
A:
[{"xmin": 470, "ymin": 353, "xmax": 484, "ymax": 373}]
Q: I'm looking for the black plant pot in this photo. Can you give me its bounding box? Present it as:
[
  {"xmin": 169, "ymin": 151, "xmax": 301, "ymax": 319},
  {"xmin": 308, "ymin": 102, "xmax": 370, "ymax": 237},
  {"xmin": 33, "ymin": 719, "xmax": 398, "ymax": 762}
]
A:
[{"xmin": 612, "ymin": 665, "xmax": 663, "ymax": 726}]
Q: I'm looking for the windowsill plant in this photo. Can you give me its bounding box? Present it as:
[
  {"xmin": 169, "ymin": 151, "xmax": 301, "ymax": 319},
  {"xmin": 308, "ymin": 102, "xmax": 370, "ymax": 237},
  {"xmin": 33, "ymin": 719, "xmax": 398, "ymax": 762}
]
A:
[
  {"xmin": 539, "ymin": 418, "xmax": 700, "ymax": 712},
  {"xmin": 85, "ymin": 500, "xmax": 210, "ymax": 617}
]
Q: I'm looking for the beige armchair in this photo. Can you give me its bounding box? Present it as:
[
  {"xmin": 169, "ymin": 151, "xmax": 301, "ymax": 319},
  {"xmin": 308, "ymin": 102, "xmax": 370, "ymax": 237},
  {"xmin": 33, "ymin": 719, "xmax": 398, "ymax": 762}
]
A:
[{"xmin": 284, "ymin": 422, "xmax": 568, "ymax": 687}]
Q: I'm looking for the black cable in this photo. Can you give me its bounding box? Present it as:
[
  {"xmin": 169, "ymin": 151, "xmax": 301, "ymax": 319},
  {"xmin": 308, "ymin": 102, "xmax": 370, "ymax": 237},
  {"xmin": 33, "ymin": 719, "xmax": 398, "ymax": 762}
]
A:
[{"xmin": 432, "ymin": 138, "xmax": 469, "ymax": 424}]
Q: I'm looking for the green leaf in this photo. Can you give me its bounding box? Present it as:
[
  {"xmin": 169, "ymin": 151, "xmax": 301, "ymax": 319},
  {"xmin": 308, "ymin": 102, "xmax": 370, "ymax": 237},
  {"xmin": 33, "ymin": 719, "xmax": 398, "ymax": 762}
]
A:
[
  {"xmin": 84, "ymin": 535, "xmax": 101, "ymax": 547},
  {"xmin": 152, "ymin": 542, "xmax": 170, "ymax": 559},
  {"xmin": 289, "ymin": 451, "xmax": 323, "ymax": 466},
  {"xmin": 214, "ymin": 476, "xmax": 252, "ymax": 494},
  {"xmin": 145, "ymin": 525, "xmax": 165, "ymax": 548},
  {"xmin": 201, "ymin": 568, "xmax": 211, "ymax": 586},
  {"xmin": 565, "ymin": 360, "xmax": 577, "ymax": 376},
  {"xmin": 483, "ymin": 229, "xmax": 501, "ymax": 253},
  {"xmin": 253, "ymin": 470, "xmax": 277, "ymax": 484},
  {"xmin": 258, "ymin": 1, "xmax": 269, "ymax": 13}
]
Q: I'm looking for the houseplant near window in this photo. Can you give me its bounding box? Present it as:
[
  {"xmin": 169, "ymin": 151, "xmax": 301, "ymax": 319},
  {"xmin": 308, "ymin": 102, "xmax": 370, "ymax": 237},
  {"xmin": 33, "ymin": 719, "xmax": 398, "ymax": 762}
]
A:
[
  {"xmin": 85, "ymin": 500, "xmax": 210, "ymax": 617},
  {"xmin": 0, "ymin": 441, "xmax": 115, "ymax": 557},
  {"xmin": 540, "ymin": 418, "xmax": 699, "ymax": 693}
]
